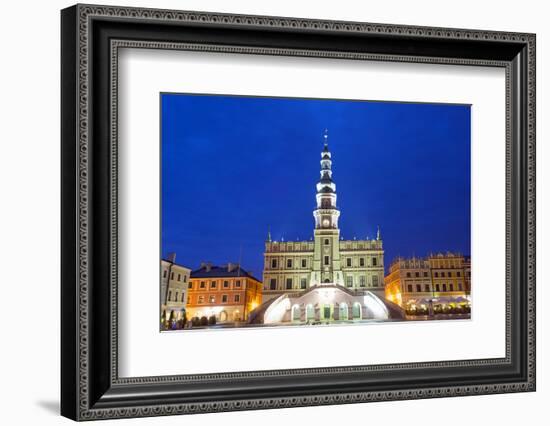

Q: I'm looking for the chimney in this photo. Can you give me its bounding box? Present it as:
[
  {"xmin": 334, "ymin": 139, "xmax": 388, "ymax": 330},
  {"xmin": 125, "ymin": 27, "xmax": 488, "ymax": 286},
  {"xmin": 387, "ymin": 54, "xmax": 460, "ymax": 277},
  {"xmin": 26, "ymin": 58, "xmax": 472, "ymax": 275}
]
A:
[
  {"xmin": 227, "ymin": 262, "xmax": 239, "ymax": 272},
  {"xmin": 167, "ymin": 252, "xmax": 176, "ymax": 263},
  {"xmin": 200, "ymin": 261, "xmax": 213, "ymax": 272}
]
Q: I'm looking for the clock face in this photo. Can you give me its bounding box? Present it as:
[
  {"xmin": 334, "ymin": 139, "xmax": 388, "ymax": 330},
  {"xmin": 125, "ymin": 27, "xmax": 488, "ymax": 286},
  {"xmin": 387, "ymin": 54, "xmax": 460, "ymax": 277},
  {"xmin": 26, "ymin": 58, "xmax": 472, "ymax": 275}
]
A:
[{"xmin": 322, "ymin": 218, "xmax": 330, "ymax": 227}]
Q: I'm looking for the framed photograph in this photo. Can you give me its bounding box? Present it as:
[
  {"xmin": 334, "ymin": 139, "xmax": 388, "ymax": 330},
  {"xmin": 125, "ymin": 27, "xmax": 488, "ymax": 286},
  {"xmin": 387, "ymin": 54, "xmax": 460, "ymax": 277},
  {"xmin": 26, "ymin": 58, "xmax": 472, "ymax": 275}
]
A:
[{"xmin": 61, "ymin": 4, "xmax": 536, "ymax": 420}]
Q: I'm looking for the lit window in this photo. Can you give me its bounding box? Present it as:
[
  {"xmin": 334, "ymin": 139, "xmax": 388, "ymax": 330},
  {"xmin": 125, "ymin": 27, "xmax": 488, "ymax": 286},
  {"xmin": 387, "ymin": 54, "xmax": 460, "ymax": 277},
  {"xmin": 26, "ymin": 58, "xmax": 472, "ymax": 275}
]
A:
[
  {"xmin": 209, "ymin": 295, "xmax": 215, "ymax": 303},
  {"xmin": 198, "ymin": 295, "xmax": 204, "ymax": 304}
]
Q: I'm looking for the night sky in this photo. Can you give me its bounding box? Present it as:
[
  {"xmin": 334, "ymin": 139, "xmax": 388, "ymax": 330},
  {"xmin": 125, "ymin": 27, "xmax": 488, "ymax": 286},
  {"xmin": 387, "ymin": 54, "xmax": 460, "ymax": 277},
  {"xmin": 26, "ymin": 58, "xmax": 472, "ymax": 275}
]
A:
[{"xmin": 161, "ymin": 94, "xmax": 471, "ymax": 277}]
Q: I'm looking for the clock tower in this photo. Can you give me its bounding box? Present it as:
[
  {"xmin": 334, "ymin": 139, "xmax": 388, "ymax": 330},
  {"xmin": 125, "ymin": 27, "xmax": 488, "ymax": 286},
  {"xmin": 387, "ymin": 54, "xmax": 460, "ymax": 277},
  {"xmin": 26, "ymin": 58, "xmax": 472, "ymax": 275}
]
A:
[{"xmin": 311, "ymin": 130, "xmax": 344, "ymax": 286}]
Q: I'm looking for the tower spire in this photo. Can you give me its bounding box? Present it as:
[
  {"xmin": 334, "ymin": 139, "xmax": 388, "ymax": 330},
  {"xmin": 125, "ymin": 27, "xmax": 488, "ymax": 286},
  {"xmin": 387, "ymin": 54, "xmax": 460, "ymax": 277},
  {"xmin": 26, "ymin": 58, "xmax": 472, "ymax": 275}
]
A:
[
  {"xmin": 313, "ymin": 130, "xmax": 340, "ymax": 230},
  {"xmin": 377, "ymin": 225, "xmax": 381, "ymax": 240},
  {"xmin": 266, "ymin": 225, "xmax": 272, "ymax": 242}
]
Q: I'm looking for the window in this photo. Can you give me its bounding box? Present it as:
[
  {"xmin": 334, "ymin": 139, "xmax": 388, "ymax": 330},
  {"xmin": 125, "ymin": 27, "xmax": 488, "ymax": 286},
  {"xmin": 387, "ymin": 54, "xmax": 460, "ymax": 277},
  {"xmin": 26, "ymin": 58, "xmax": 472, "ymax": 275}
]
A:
[
  {"xmin": 435, "ymin": 284, "xmax": 440, "ymax": 292},
  {"xmin": 324, "ymin": 238, "xmax": 329, "ymax": 245},
  {"xmin": 271, "ymin": 259, "xmax": 277, "ymax": 268},
  {"xmin": 372, "ymin": 257, "xmax": 377, "ymax": 266},
  {"xmin": 198, "ymin": 295, "xmax": 204, "ymax": 304},
  {"xmin": 443, "ymin": 284, "xmax": 447, "ymax": 291},
  {"xmin": 450, "ymin": 284, "xmax": 454, "ymax": 291},
  {"xmin": 458, "ymin": 283, "xmax": 463, "ymax": 291},
  {"xmin": 346, "ymin": 276, "xmax": 353, "ymax": 287},
  {"xmin": 183, "ymin": 275, "xmax": 187, "ymax": 283},
  {"xmin": 423, "ymin": 271, "xmax": 428, "ymax": 277},
  {"xmin": 170, "ymin": 272, "xmax": 174, "ymax": 280},
  {"xmin": 287, "ymin": 259, "xmax": 292, "ymax": 268},
  {"xmin": 416, "ymin": 284, "xmax": 421, "ymax": 292},
  {"xmin": 300, "ymin": 278, "xmax": 307, "ymax": 289},
  {"xmin": 407, "ymin": 285, "xmax": 413, "ymax": 292},
  {"xmin": 177, "ymin": 273, "xmax": 181, "ymax": 281},
  {"xmin": 210, "ymin": 280, "xmax": 217, "ymax": 289},
  {"xmin": 434, "ymin": 272, "xmax": 439, "ymax": 277},
  {"xmin": 222, "ymin": 294, "xmax": 228, "ymax": 303},
  {"xmin": 181, "ymin": 293, "xmax": 185, "ymax": 302},
  {"xmin": 406, "ymin": 272, "xmax": 411, "ymax": 278},
  {"xmin": 200, "ymin": 281, "xmax": 206, "ymax": 289},
  {"xmin": 286, "ymin": 278, "xmax": 293, "ymax": 289},
  {"xmin": 163, "ymin": 270, "xmax": 167, "ymax": 278},
  {"xmin": 301, "ymin": 259, "xmax": 307, "ymax": 268},
  {"xmin": 234, "ymin": 294, "xmax": 241, "ymax": 303},
  {"xmin": 235, "ymin": 280, "xmax": 241, "ymax": 288},
  {"xmin": 270, "ymin": 278, "xmax": 276, "ymax": 290},
  {"xmin": 346, "ymin": 258, "xmax": 352, "ymax": 267},
  {"xmin": 188, "ymin": 282, "xmax": 193, "ymax": 289},
  {"xmin": 209, "ymin": 295, "xmax": 216, "ymax": 303},
  {"xmin": 324, "ymin": 256, "xmax": 330, "ymax": 265},
  {"xmin": 359, "ymin": 257, "xmax": 365, "ymax": 267},
  {"xmin": 175, "ymin": 292, "xmax": 179, "ymax": 302},
  {"xmin": 425, "ymin": 284, "xmax": 430, "ymax": 292},
  {"xmin": 372, "ymin": 276, "xmax": 379, "ymax": 287},
  {"xmin": 415, "ymin": 272, "xmax": 420, "ymax": 278},
  {"xmin": 168, "ymin": 291, "xmax": 172, "ymax": 301},
  {"xmin": 359, "ymin": 276, "xmax": 366, "ymax": 287},
  {"xmin": 447, "ymin": 271, "xmax": 452, "ymax": 277}
]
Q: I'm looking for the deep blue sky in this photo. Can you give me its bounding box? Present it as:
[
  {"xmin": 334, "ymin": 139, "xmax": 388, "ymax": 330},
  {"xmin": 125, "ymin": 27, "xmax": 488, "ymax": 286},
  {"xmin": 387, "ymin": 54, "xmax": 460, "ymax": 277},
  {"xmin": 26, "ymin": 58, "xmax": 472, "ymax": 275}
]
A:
[{"xmin": 161, "ymin": 94, "xmax": 470, "ymax": 277}]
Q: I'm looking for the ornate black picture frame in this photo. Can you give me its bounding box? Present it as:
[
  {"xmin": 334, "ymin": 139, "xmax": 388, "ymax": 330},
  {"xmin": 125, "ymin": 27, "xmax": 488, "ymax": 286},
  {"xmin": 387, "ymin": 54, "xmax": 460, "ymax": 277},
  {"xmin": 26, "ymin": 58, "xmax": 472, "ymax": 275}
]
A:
[{"xmin": 61, "ymin": 4, "xmax": 536, "ymax": 421}]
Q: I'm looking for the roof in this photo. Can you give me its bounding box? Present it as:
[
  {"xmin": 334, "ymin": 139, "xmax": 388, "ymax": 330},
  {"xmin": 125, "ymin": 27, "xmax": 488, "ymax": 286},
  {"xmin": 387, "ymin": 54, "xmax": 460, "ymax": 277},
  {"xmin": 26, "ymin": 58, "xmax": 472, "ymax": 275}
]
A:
[{"xmin": 190, "ymin": 265, "xmax": 261, "ymax": 282}]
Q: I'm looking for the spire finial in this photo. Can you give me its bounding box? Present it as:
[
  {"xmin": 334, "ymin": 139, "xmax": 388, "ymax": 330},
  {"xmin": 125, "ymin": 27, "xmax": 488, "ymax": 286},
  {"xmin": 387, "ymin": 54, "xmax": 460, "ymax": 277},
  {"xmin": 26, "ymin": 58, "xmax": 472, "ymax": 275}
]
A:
[
  {"xmin": 377, "ymin": 225, "xmax": 381, "ymax": 240},
  {"xmin": 323, "ymin": 128, "xmax": 329, "ymax": 145},
  {"xmin": 266, "ymin": 225, "xmax": 272, "ymax": 242}
]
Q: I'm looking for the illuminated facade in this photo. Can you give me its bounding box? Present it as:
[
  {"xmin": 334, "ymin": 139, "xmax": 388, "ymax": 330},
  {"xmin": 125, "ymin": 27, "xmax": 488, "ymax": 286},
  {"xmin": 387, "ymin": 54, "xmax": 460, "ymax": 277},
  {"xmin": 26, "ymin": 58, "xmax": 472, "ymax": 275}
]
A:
[
  {"xmin": 160, "ymin": 256, "xmax": 191, "ymax": 326},
  {"xmin": 262, "ymin": 131, "xmax": 384, "ymax": 302},
  {"xmin": 186, "ymin": 262, "xmax": 263, "ymax": 323},
  {"xmin": 384, "ymin": 253, "xmax": 470, "ymax": 310}
]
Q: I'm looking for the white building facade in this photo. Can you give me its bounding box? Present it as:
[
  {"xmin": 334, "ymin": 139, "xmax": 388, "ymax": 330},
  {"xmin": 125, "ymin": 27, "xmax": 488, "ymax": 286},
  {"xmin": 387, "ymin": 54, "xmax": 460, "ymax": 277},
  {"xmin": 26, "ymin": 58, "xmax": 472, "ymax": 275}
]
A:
[{"xmin": 262, "ymin": 131, "xmax": 385, "ymax": 302}]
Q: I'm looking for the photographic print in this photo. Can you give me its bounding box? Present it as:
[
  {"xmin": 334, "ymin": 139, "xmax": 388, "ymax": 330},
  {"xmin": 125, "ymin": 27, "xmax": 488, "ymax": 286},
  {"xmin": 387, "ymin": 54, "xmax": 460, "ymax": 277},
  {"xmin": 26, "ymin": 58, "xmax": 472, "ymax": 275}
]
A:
[{"xmin": 160, "ymin": 94, "xmax": 471, "ymax": 331}]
